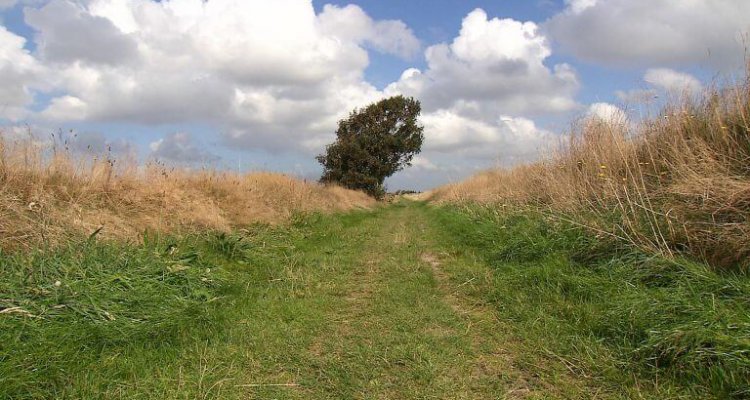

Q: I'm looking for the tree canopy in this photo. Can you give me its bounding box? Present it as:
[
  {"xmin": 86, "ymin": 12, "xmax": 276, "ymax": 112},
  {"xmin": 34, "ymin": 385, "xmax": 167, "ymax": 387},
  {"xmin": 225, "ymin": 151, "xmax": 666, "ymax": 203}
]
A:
[{"xmin": 317, "ymin": 96, "xmax": 424, "ymax": 198}]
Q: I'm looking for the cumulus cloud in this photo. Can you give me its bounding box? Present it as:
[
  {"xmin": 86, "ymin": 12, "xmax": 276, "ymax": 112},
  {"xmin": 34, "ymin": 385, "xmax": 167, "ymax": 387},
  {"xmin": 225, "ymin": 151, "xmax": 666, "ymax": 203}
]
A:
[
  {"xmin": 318, "ymin": 4, "xmax": 420, "ymax": 59},
  {"xmin": 225, "ymin": 74, "xmax": 382, "ymax": 152},
  {"xmin": 149, "ymin": 132, "xmax": 219, "ymax": 164},
  {"xmin": 383, "ymin": 9, "xmax": 572, "ymax": 165},
  {"xmin": 387, "ymin": 9, "xmax": 579, "ymax": 118},
  {"xmin": 547, "ymin": 0, "xmax": 750, "ymax": 70},
  {"xmin": 614, "ymin": 69, "xmax": 702, "ymax": 106},
  {"xmin": 564, "ymin": 0, "xmax": 597, "ymax": 14},
  {"xmin": 644, "ymin": 68, "xmax": 703, "ymax": 96},
  {"xmin": 409, "ymin": 156, "xmax": 440, "ymax": 171},
  {"xmin": 0, "ymin": 26, "xmax": 43, "ymax": 121},
  {"xmin": 587, "ymin": 102, "xmax": 626, "ymax": 124},
  {"xmin": 20, "ymin": 0, "xmax": 403, "ymax": 152},
  {"xmin": 25, "ymin": 0, "xmax": 139, "ymax": 65},
  {"xmin": 421, "ymin": 111, "xmax": 554, "ymax": 161}
]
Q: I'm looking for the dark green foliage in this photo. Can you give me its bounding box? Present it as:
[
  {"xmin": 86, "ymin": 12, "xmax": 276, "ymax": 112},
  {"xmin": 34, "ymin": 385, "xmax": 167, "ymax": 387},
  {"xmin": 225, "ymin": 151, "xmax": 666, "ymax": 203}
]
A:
[{"xmin": 317, "ymin": 96, "xmax": 424, "ymax": 198}]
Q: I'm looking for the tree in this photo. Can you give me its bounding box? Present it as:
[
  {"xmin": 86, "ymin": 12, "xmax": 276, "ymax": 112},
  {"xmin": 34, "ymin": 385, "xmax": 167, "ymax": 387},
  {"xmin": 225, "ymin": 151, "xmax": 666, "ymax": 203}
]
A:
[{"xmin": 317, "ymin": 96, "xmax": 424, "ymax": 198}]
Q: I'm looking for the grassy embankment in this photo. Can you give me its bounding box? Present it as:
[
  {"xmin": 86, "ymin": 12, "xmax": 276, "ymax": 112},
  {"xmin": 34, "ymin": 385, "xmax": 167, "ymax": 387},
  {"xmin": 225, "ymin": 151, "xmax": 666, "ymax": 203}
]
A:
[
  {"xmin": 0, "ymin": 134, "xmax": 373, "ymax": 250},
  {"xmin": 423, "ymin": 73, "xmax": 750, "ymax": 398},
  {"xmin": 429, "ymin": 75, "xmax": 750, "ymax": 270}
]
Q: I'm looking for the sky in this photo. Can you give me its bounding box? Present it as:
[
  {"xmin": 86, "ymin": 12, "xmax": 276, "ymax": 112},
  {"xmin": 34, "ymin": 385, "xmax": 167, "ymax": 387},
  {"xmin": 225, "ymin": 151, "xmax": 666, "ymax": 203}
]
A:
[{"xmin": 0, "ymin": 0, "xmax": 748, "ymax": 190}]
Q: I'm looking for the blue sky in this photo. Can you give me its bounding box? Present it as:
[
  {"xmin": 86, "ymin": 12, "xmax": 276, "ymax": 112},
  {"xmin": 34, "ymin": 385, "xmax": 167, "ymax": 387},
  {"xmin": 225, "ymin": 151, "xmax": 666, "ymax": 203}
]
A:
[{"xmin": 1, "ymin": 0, "xmax": 748, "ymax": 190}]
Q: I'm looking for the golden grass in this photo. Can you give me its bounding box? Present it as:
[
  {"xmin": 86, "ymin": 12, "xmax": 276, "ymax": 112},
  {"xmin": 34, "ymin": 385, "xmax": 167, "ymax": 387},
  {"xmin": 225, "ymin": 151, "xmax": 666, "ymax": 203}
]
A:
[
  {"xmin": 0, "ymin": 136, "xmax": 373, "ymax": 250},
  {"xmin": 428, "ymin": 74, "xmax": 750, "ymax": 269}
]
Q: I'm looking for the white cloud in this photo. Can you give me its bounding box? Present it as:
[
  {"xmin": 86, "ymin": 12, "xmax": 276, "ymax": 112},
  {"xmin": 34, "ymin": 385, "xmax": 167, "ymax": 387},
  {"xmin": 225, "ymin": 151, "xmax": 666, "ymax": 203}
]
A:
[
  {"xmin": 149, "ymin": 132, "xmax": 218, "ymax": 164},
  {"xmin": 564, "ymin": 0, "xmax": 598, "ymax": 14},
  {"xmin": 318, "ymin": 4, "xmax": 420, "ymax": 59},
  {"xmin": 225, "ymin": 74, "xmax": 382, "ymax": 152},
  {"xmin": 644, "ymin": 68, "xmax": 703, "ymax": 96},
  {"xmin": 42, "ymin": 95, "xmax": 88, "ymax": 120},
  {"xmin": 383, "ymin": 9, "xmax": 573, "ymax": 166},
  {"xmin": 410, "ymin": 156, "xmax": 440, "ymax": 171},
  {"xmin": 25, "ymin": 0, "xmax": 139, "ymax": 66},
  {"xmin": 614, "ymin": 69, "xmax": 702, "ymax": 106},
  {"xmin": 547, "ymin": 0, "xmax": 750, "ymax": 70},
  {"xmin": 422, "ymin": 110, "xmax": 505, "ymax": 153},
  {"xmin": 0, "ymin": 0, "xmax": 17, "ymax": 9},
  {"xmin": 17, "ymin": 0, "xmax": 403, "ymax": 153},
  {"xmin": 387, "ymin": 9, "xmax": 579, "ymax": 117},
  {"xmin": 0, "ymin": 26, "xmax": 43, "ymax": 121},
  {"xmin": 587, "ymin": 102, "xmax": 626, "ymax": 124},
  {"xmin": 421, "ymin": 111, "xmax": 553, "ymax": 161}
]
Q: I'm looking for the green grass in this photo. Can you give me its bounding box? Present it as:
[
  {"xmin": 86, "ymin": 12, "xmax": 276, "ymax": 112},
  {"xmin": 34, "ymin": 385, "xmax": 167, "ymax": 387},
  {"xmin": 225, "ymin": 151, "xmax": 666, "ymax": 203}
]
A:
[
  {"xmin": 1, "ymin": 201, "xmax": 748, "ymax": 398},
  {"xmin": 429, "ymin": 204, "xmax": 750, "ymax": 399}
]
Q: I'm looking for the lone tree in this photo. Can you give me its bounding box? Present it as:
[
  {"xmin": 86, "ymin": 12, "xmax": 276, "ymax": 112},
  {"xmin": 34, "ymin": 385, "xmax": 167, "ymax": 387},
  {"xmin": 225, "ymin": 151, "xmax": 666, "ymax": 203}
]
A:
[{"xmin": 317, "ymin": 96, "xmax": 424, "ymax": 198}]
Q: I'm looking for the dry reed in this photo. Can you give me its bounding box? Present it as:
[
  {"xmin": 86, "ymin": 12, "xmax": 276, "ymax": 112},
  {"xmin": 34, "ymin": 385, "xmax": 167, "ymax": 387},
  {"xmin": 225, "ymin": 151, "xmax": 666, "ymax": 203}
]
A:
[{"xmin": 0, "ymin": 134, "xmax": 373, "ymax": 250}]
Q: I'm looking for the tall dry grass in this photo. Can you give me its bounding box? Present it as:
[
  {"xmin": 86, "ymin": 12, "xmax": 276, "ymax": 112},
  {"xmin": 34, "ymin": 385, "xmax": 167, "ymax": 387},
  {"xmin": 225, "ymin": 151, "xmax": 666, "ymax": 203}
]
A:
[
  {"xmin": 429, "ymin": 75, "xmax": 750, "ymax": 269},
  {"xmin": 0, "ymin": 135, "xmax": 373, "ymax": 250}
]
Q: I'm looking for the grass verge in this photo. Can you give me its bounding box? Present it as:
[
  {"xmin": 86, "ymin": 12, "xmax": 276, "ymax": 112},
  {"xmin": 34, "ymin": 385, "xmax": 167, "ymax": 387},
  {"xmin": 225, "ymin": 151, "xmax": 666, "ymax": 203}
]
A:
[
  {"xmin": 0, "ymin": 230, "xmax": 240, "ymax": 398},
  {"xmin": 429, "ymin": 203, "xmax": 750, "ymax": 399}
]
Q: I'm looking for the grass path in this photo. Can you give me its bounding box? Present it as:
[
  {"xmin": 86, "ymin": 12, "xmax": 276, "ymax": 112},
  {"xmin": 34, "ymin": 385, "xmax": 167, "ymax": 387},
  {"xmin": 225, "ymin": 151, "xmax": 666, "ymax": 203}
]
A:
[
  {"xmin": 8, "ymin": 201, "xmax": 739, "ymax": 398},
  {"xmin": 297, "ymin": 204, "xmax": 526, "ymax": 398},
  {"xmin": 225, "ymin": 202, "xmax": 551, "ymax": 398}
]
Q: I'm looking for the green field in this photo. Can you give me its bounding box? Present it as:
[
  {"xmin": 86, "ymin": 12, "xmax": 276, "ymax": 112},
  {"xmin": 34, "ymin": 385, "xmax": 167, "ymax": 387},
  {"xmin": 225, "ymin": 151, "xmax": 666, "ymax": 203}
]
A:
[{"xmin": 1, "ymin": 201, "xmax": 748, "ymax": 399}]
